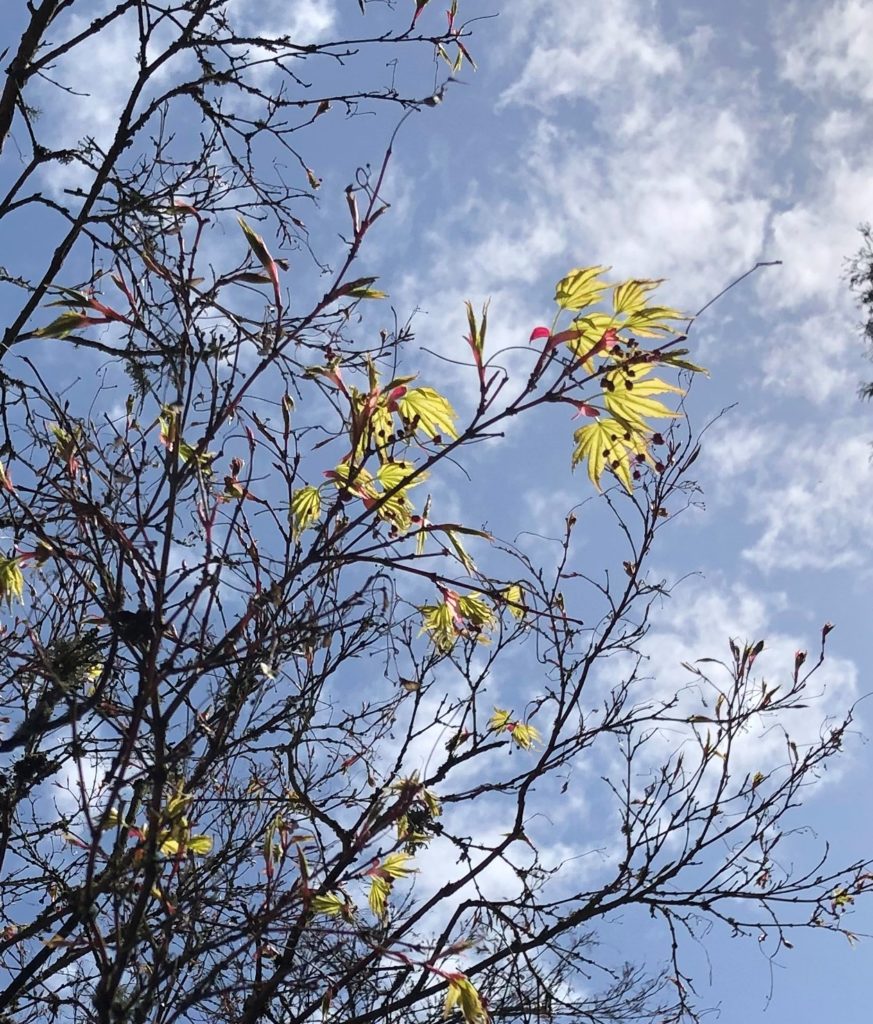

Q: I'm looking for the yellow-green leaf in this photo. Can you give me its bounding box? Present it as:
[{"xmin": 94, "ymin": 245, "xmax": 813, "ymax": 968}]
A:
[
  {"xmin": 604, "ymin": 369, "xmax": 684, "ymax": 431},
  {"xmin": 659, "ymin": 351, "xmax": 709, "ymax": 375},
  {"xmin": 420, "ymin": 602, "xmax": 458, "ymax": 652},
  {"xmin": 612, "ymin": 278, "xmax": 663, "ymax": 316},
  {"xmin": 567, "ymin": 312, "xmax": 616, "ymax": 366},
  {"xmin": 368, "ymin": 875, "xmax": 390, "ymax": 919},
  {"xmin": 397, "ymin": 387, "xmax": 459, "ymax": 441},
  {"xmin": 177, "ymin": 440, "xmax": 215, "ymax": 470},
  {"xmin": 312, "ymin": 892, "xmax": 349, "ymax": 917},
  {"xmin": 380, "ymin": 852, "xmax": 415, "ymax": 879},
  {"xmin": 572, "ymin": 418, "xmax": 647, "ymax": 493},
  {"xmin": 34, "ymin": 311, "xmax": 92, "ymax": 338},
  {"xmin": 465, "ymin": 299, "xmax": 489, "ymax": 355},
  {"xmin": 378, "ymin": 492, "xmax": 415, "ymax": 531},
  {"xmin": 339, "ymin": 277, "xmax": 388, "ymax": 300},
  {"xmin": 554, "ymin": 266, "xmax": 610, "ymax": 311},
  {"xmin": 368, "ymin": 403, "xmax": 395, "ymax": 458},
  {"xmin": 444, "ymin": 976, "xmax": 488, "ymax": 1024},
  {"xmin": 833, "ymin": 887, "xmax": 855, "ymax": 909},
  {"xmin": 490, "ymin": 708, "xmax": 512, "ymax": 732},
  {"xmin": 623, "ymin": 304, "xmax": 685, "ymax": 337},
  {"xmin": 186, "ymin": 834, "xmax": 213, "ymax": 856},
  {"xmin": 291, "ymin": 486, "xmax": 322, "ymax": 536},
  {"xmin": 158, "ymin": 835, "xmax": 182, "ymax": 856},
  {"xmin": 456, "ymin": 593, "xmax": 494, "ymax": 629},
  {"xmin": 376, "ymin": 461, "xmax": 426, "ymax": 492},
  {"xmin": 0, "ymin": 557, "xmax": 25, "ymax": 608},
  {"xmin": 502, "ymin": 583, "xmax": 526, "ymax": 620},
  {"xmin": 509, "ymin": 721, "xmax": 540, "ymax": 750},
  {"xmin": 446, "ymin": 529, "xmax": 475, "ymax": 573}
]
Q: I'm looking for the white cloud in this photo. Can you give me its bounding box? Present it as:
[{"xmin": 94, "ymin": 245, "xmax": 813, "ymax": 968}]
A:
[
  {"xmin": 522, "ymin": 111, "xmax": 770, "ymax": 305},
  {"xmin": 778, "ymin": 0, "xmax": 873, "ymax": 102},
  {"xmin": 760, "ymin": 310, "xmax": 858, "ymax": 403},
  {"xmin": 607, "ymin": 577, "xmax": 858, "ymax": 781},
  {"xmin": 33, "ymin": 15, "xmax": 139, "ymax": 153},
  {"xmin": 704, "ymin": 417, "xmax": 873, "ymax": 572},
  {"xmin": 814, "ymin": 108, "xmax": 867, "ymax": 147},
  {"xmin": 763, "ymin": 160, "xmax": 873, "ymax": 310},
  {"xmin": 236, "ymin": 0, "xmax": 337, "ymax": 48},
  {"xmin": 499, "ymin": 0, "xmax": 681, "ymax": 110}
]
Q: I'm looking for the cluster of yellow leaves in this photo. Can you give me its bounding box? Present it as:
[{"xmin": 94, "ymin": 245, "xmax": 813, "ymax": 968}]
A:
[
  {"xmin": 444, "ymin": 975, "xmax": 489, "ymax": 1024},
  {"xmin": 104, "ymin": 785, "xmax": 212, "ymax": 859},
  {"xmin": 311, "ymin": 891, "xmax": 355, "ymax": 920},
  {"xmin": 420, "ymin": 590, "xmax": 494, "ymax": 652},
  {"xmin": 157, "ymin": 786, "xmax": 213, "ymax": 856},
  {"xmin": 342, "ymin": 360, "xmax": 459, "ymax": 465},
  {"xmin": 394, "ymin": 776, "xmax": 442, "ymax": 847},
  {"xmin": 490, "ymin": 708, "xmax": 540, "ymax": 750},
  {"xmin": 0, "ymin": 557, "xmax": 25, "ymax": 608},
  {"xmin": 292, "ymin": 356, "xmax": 459, "ymax": 541},
  {"xmin": 293, "ymin": 459, "xmax": 430, "ymax": 539},
  {"xmin": 544, "ymin": 267, "xmax": 705, "ymax": 492},
  {"xmin": 49, "ymin": 422, "xmax": 86, "ymax": 478},
  {"xmin": 367, "ymin": 852, "xmax": 415, "ymax": 920}
]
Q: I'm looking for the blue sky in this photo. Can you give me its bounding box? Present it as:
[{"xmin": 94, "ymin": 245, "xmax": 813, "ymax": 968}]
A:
[
  {"xmin": 395, "ymin": 2, "xmax": 873, "ymax": 1011},
  {"xmin": 2, "ymin": 0, "xmax": 872, "ymax": 1019},
  {"xmin": 400, "ymin": 1, "xmax": 873, "ymax": 1016}
]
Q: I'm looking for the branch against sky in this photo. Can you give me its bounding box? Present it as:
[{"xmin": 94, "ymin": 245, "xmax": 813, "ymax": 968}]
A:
[
  {"xmin": 0, "ymin": 0, "xmax": 466, "ymax": 359},
  {"xmin": 0, "ymin": 3, "xmax": 870, "ymax": 1024}
]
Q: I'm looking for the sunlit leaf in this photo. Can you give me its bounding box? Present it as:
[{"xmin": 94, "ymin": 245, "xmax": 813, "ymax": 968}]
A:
[
  {"xmin": 489, "ymin": 708, "xmax": 539, "ymax": 750},
  {"xmin": 604, "ymin": 367, "xmax": 684, "ymax": 431},
  {"xmin": 456, "ymin": 593, "xmax": 494, "ymax": 629},
  {"xmin": 623, "ymin": 304, "xmax": 686, "ymax": 337},
  {"xmin": 566, "ymin": 312, "xmax": 616, "ymax": 364},
  {"xmin": 158, "ymin": 835, "xmax": 182, "ymax": 856},
  {"xmin": 368, "ymin": 875, "xmax": 390, "ymax": 919},
  {"xmin": 379, "ymin": 852, "xmax": 415, "ymax": 879},
  {"xmin": 509, "ymin": 721, "xmax": 540, "ymax": 750},
  {"xmin": 376, "ymin": 461, "xmax": 426, "ymax": 492},
  {"xmin": 291, "ymin": 486, "xmax": 322, "ymax": 536},
  {"xmin": 0, "ymin": 557, "xmax": 25, "ymax": 608},
  {"xmin": 659, "ymin": 351, "xmax": 709, "ymax": 375},
  {"xmin": 34, "ymin": 311, "xmax": 95, "ymax": 338},
  {"xmin": 502, "ymin": 583, "xmax": 526, "ymax": 620},
  {"xmin": 490, "ymin": 708, "xmax": 512, "ymax": 732},
  {"xmin": 186, "ymin": 834, "xmax": 213, "ymax": 856},
  {"xmin": 833, "ymin": 887, "xmax": 855, "ymax": 909},
  {"xmin": 572, "ymin": 418, "xmax": 648, "ymax": 492},
  {"xmin": 465, "ymin": 299, "xmax": 489, "ymax": 356},
  {"xmin": 554, "ymin": 266, "xmax": 610, "ymax": 310},
  {"xmin": 311, "ymin": 892, "xmax": 349, "ymax": 917},
  {"xmin": 443, "ymin": 976, "xmax": 488, "ymax": 1024},
  {"xmin": 368, "ymin": 402, "xmax": 395, "ymax": 457},
  {"xmin": 420, "ymin": 602, "xmax": 457, "ymax": 652},
  {"xmin": 612, "ymin": 278, "xmax": 664, "ymax": 316},
  {"xmin": 397, "ymin": 387, "xmax": 459, "ymax": 441},
  {"xmin": 446, "ymin": 529, "xmax": 476, "ymax": 573},
  {"xmin": 177, "ymin": 440, "xmax": 216, "ymax": 471},
  {"xmin": 338, "ymin": 276, "xmax": 388, "ymax": 300}
]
